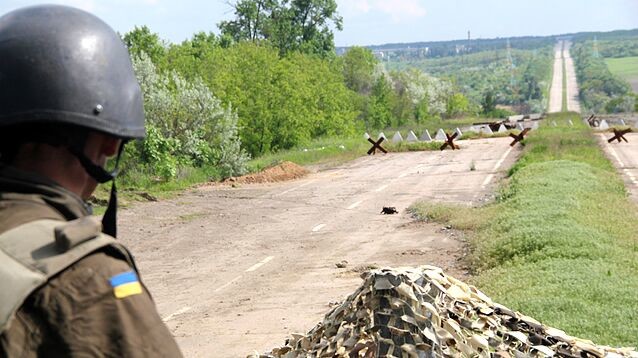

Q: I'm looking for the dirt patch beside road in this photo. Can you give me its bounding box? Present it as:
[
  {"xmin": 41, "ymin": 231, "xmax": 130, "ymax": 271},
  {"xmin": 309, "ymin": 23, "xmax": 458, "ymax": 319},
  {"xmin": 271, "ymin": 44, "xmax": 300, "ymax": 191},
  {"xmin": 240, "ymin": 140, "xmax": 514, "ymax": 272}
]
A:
[{"xmin": 224, "ymin": 161, "xmax": 309, "ymax": 184}]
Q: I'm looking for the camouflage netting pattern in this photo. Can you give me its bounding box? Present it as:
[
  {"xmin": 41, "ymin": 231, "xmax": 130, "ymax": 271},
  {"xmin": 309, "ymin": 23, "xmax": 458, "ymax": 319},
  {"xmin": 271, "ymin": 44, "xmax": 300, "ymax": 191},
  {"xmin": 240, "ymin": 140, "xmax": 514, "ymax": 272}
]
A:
[{"xmin": 251, "ymin": 266, "xmax": 637, "ymax": 358}]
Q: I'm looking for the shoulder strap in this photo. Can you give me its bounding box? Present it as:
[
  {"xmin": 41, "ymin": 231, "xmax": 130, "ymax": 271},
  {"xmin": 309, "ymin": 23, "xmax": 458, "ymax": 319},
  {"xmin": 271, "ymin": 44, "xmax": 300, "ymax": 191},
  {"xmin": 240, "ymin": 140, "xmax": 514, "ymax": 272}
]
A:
[{"xmin": 0, "ymin": 217, "xmax": 130, "ymax": 332}]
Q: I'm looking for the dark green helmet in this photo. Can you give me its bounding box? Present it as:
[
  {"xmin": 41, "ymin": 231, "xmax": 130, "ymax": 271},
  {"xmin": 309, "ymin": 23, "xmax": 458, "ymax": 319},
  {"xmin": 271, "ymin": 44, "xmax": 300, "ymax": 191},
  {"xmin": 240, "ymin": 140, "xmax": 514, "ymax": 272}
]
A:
[{"xmin": 0, "ymin": 4, "xmax": 145, "ymax": 139}]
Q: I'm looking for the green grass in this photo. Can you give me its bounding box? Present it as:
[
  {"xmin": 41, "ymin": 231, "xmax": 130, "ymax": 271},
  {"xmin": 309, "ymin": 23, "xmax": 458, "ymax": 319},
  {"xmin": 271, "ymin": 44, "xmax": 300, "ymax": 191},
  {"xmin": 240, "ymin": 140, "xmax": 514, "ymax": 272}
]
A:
[
  {"xmin": 410, "ymin": 112, "xmax": 638, "ymax": 347},
  {"xmin": 605, "ymin": 56, "xmax": 638, "ymax": 91}
]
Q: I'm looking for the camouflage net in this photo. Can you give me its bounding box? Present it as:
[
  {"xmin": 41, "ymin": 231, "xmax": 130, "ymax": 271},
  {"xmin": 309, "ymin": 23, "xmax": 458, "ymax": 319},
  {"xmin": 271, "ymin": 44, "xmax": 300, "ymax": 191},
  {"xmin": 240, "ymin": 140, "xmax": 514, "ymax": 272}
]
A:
[{"xmin": 251, "ymin": 266, "xmax": 637, "ymax": 358}]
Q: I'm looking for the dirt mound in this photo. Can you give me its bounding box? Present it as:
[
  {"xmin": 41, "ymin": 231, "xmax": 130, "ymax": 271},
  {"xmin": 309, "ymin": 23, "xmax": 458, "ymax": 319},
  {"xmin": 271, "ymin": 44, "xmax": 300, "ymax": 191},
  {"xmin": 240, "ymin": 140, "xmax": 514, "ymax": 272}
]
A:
[
  {"xmin": 252, "ymin": 266, "xmax": 637, "ymax": 358},
  {"xmin": 226, "ymin": 161, "xmax": 309, "ymax": 184}
]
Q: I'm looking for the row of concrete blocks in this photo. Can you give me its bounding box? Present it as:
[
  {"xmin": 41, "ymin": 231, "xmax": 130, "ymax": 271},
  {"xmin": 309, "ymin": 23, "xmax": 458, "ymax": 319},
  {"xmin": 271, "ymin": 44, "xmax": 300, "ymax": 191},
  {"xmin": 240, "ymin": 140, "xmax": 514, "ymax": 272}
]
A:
[
  {"xmin": 595, "ymin": 119, "xmax": 626, "ymax": 130},
  {"xmin": 365, "ymin": 122, "xmax": 539, "ymax": 143}
]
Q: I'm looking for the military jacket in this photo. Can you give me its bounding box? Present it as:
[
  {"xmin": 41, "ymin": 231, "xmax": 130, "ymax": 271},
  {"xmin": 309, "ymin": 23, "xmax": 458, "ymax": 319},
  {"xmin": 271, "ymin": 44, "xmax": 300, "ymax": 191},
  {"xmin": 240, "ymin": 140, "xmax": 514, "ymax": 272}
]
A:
[{"xmin": 0, "ymin": 165, "xmax": 183, "ymax": 357}]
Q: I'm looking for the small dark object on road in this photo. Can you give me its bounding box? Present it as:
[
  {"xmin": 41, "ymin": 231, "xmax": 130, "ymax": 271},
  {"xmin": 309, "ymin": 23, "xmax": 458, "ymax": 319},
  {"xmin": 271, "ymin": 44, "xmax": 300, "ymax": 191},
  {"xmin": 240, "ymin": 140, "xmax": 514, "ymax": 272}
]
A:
[{"xmin": 381, "ymin": 207, "xmax": 398, "ymax": 215}]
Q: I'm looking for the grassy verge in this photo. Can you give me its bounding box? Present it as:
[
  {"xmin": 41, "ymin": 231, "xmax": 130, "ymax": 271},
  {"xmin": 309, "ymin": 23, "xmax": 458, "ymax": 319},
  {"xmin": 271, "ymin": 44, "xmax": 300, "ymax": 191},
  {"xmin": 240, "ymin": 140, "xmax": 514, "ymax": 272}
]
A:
[{"xmin": 410, "ymin": 112, "xmax": 638, "ymax": 346}]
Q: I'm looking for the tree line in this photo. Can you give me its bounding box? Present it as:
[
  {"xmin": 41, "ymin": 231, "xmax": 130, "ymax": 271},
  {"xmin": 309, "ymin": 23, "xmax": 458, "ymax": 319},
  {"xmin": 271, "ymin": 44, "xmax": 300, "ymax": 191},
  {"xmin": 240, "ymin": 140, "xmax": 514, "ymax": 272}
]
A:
[
  {"xmin": 572, "ymin": 41, "xmax": 637, "ymax": 113},
  {"xmin": 120, "ymin": 2, "xmax": 481, "ymax": 180}
]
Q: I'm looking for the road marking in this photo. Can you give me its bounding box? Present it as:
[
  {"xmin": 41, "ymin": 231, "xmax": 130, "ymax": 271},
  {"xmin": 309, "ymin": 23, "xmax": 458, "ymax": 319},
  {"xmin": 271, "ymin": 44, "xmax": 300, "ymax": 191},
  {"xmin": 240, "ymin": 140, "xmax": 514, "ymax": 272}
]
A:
[
  {"xmin": 276, "ymin": 180, "xmax": 314, "ymax": 196},
  {"xmin": 214, "ymin": 275, "xmax": 242, "ymax": 293},
  {"xmin": 245, "ymin": 256, "xmax": 274, "ymax": 272},
  {"xmin": 162, "ymin": 306, "xmax": 192, "ymax": 322},
  {"xmin": 606, "ymin": 141, "xmax": 626, "ymax": 168},
  {"xmin": 482, "ymin": 174, "xmax": 495, "ymax": 187},
  {"xmin": 312, "ymin": 224, "xmax": 326, "ymax": 232},
  {"xmin": 492, "ymin": 147, "xmax": 513, "ymax": 172},
  {"xmin": 374, "ymin": 184, "xmax": 389, "ymax": 192},
  {"xmin": 347, "ymin": 200, "xmax": 364, "ymax": 210},
  {"xmin": 603, "ymin": 138, "xmax": 637, "ymax": 185},
  {"xmin": 482, "ymin": 147, "xmax": 513, "ymax": 187}
]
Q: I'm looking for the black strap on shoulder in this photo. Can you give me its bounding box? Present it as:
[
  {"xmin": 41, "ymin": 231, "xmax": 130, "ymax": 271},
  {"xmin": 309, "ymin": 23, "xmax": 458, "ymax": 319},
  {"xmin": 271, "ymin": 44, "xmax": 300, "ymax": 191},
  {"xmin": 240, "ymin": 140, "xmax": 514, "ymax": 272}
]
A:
[{"xmin": 68, "ymin": 141, "xmax": 125, "ymax": 238}]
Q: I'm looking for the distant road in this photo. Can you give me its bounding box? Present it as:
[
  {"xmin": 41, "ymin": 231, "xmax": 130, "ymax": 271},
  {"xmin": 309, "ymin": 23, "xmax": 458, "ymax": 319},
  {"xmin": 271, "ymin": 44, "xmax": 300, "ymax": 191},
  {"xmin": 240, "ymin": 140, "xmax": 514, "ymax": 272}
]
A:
[
  {"xmin": 548, "ymin": 40, "xmax": 581, "ymax": 113},
  {"xmin": 564, "ymin": 41, "xmax": 581, "ymax": 113},
  {"xmin": 548, "ymin": 42, "xmax": 564, "ymax": 113}
]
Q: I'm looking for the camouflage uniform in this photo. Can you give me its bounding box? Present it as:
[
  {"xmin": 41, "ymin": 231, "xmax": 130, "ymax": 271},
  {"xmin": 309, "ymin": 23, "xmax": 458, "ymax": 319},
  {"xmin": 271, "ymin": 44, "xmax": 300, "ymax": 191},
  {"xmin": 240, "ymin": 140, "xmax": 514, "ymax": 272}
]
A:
[{"xmin": 0, "ymin": 165, "xmax": 183, "ymax": 357}]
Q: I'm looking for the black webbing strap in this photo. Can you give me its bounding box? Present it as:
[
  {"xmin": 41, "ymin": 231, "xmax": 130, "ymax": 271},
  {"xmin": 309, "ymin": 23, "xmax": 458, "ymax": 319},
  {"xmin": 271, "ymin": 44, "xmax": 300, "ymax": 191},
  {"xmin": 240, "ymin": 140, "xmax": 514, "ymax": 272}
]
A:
[{"xmin": 68, "ymin": 141, "xmax": 125, "ymax": 237}]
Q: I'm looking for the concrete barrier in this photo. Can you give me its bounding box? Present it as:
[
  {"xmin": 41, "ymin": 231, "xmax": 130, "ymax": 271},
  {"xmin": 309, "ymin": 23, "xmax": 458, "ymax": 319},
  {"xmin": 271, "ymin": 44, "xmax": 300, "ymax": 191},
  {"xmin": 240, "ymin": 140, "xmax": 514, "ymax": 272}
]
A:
[
  {"xmin": 434, "ymin": 128, "xmax": 447, "ymax": 141},
  {"xmin": 498, "ymin": 124, "xmax": 507, "ymax": 133},
  {"xmin": 454, "ymin": 127, "xmax": 463, "ymax": 138},
  {"xmin": 420, "ymin": 129, "xmax": 432, "ymax": 142},
  {"xmin": 406, "ymin": 130, "xmax": 419, "ymax": 142},
  {"xmin": 598, "ymin": 120, "xmax": 609, "ymax": 130},
  {"xmin": 480, "ymin": 126, "xmax": 493, "ymax": 135},
  {"xmin": 392, "ymin": 131, "xmax": 404, "ymax": 143}
]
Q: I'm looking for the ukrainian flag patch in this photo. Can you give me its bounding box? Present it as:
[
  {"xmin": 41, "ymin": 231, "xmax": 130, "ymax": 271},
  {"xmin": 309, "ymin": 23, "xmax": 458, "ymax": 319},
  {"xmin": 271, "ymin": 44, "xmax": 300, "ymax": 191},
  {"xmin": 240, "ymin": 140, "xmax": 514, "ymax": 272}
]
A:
[{"xmin": 109, "ymin": 271, "xmax": 143, "ymax": 299}]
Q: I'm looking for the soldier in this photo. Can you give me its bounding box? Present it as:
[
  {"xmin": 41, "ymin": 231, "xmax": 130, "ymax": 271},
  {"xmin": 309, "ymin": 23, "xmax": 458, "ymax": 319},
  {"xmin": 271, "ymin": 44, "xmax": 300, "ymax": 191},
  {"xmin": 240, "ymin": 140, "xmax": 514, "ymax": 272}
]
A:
[{"xmin": 0, "ymin": 5, "xmax": 183, "ymax": 357}]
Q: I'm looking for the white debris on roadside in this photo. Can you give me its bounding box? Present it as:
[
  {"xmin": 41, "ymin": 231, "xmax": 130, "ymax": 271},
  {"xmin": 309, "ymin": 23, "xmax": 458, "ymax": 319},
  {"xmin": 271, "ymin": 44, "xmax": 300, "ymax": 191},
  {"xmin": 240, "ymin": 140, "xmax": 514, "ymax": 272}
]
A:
[{"xmin": 250, "ymin": 266, "xmax": 638, "ymax": 358}]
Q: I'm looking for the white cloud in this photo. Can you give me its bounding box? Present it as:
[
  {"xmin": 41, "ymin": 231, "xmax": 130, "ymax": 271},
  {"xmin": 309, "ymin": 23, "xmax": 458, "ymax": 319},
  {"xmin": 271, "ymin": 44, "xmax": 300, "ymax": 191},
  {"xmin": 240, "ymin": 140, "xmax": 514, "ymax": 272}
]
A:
[{"xmin": 339, "ymin": 0, "xmax": 426, "ymax": 22}]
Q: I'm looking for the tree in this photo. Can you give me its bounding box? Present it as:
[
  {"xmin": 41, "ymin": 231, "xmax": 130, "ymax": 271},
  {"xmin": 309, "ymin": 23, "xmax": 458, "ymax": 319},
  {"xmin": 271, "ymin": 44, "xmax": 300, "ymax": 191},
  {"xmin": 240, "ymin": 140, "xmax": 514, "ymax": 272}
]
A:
[
  {"xmin": 481, "ymin": 91, "xmax": 496, "ymax": 114},
  {"xmin": 218, "ymin": 0, "xmax": 278, "ymax": 42},
  {"xmin": 123, "ymin": 26, "xmax": 166, "ymax": 66},
  {"xmin": 367, "ymin": 76, "xmax": 395, "ymax": 129},
  {"xmin": 446, "ymin": 93, "xmax": 469, "ymax": 118},
  {"xmin": 219, "ymin": 0, "xmax": 342, "ymax": 57},
  {"xmin": 340, "ymin": 46, "xmax": 377, "ymax": 94}
]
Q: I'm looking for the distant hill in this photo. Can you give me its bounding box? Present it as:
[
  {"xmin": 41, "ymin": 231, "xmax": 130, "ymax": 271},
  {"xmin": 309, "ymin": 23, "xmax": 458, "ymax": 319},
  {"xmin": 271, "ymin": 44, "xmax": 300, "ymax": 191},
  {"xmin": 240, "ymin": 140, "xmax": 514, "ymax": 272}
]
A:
[{"xmin": 336, "ymin": 28, "xmax": 638, "ymax": 59}]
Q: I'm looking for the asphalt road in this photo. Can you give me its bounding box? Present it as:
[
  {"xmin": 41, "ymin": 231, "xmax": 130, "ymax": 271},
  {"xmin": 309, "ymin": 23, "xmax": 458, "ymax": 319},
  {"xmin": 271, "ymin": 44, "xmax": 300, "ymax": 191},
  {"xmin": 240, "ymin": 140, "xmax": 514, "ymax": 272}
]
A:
[
  {"xmin": 548, "ymin": 40, "xmax": 581, "ymax": 113},
  {"xmin": 548, "ymin": 42, "xmax": 564, "ymax": 113},
  {"xmin": 118, "ymin": 137, "xmax": 521, "ymax": 357},
  {"xmin": 598, "ymin": 133, "xmax": 638, "ymax": 201}
]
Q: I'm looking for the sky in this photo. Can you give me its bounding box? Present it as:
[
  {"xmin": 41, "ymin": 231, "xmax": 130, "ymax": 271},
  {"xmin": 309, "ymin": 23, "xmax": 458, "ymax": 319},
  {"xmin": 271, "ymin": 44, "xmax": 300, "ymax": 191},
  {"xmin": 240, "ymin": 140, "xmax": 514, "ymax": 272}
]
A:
[{"xmin": 1, "ymin": 0, "xmax": 637, "ymax": 47}]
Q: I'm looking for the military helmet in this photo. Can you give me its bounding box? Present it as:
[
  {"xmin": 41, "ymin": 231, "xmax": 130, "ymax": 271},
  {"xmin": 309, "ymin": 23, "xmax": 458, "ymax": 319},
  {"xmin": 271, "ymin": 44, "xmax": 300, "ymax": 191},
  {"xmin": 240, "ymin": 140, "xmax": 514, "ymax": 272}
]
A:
[{"xmin": 0, "ymin": 4, "xmax": 145, "ymax": 139}]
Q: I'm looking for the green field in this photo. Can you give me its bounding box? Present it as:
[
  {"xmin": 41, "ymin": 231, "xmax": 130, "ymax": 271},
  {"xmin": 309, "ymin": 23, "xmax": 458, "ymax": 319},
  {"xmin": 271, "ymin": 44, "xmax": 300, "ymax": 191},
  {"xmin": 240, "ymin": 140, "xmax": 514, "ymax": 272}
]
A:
[{"xmin": 605, "ymin": 56, "xmax": 638, "ymax": 92}]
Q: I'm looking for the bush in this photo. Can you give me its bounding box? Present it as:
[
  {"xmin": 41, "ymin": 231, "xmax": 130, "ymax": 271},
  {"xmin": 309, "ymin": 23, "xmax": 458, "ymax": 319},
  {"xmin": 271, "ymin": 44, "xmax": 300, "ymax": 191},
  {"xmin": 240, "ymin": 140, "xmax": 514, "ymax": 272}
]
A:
[{"xmin": 130, "ymin": 52, "xmax": 248, "ymax": 180}]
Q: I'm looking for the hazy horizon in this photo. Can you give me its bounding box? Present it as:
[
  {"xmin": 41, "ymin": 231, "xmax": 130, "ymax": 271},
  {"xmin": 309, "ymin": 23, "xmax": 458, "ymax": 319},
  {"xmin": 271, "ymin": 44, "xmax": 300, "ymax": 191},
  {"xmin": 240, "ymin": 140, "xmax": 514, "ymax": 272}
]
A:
[{"xmin": 1, "ymin": 0, "xmax": 637, "ymax": 47}]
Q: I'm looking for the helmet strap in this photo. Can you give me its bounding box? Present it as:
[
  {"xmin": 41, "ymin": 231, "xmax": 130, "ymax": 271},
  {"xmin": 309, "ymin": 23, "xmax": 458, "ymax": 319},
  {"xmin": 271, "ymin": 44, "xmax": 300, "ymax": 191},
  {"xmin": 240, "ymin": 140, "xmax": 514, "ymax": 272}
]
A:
[{"xmin": 68, "ymin": 141, "xmax": 126, "ymax": 237}]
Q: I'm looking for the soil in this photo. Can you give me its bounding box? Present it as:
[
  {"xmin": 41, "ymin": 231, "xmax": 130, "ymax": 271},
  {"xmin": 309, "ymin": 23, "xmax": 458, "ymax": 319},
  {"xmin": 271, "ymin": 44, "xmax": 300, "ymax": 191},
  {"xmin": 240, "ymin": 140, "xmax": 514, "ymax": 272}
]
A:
[
  {"xmin": 117, "ymin": 137, "xmax": 521, "ymax": 357},
  {"xmin": 223, "ymin": 161, "xmax": 309, "ymax": 185}
]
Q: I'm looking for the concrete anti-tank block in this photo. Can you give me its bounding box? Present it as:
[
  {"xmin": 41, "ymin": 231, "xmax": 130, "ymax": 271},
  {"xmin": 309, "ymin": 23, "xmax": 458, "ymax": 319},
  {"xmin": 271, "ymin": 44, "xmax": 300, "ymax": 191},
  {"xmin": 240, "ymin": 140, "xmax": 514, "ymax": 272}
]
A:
[
  {"xmin": 392, "ymin": 131, "xmax": 404, "ymax": 143},
  {"xmin": 434, "ymin": 128, "xmax": 447, "ymax": 141},
  {"xmin": 598, "ymin": 120, "xmax": 609, "ymax": 130},
  {"xmin": 420, "ymin": 130, "xmax": 432, "ymax": 142},
  {"xmin": 406, "ymin": 130, "xmax": 419, "ymax": 142},
  {"xmin": 498, "ymin": 124, "xmax": 507, "ymax": 133},
  {"xmin": 480, "ymin": 126, "xmax": 493, "ymax": 135}
]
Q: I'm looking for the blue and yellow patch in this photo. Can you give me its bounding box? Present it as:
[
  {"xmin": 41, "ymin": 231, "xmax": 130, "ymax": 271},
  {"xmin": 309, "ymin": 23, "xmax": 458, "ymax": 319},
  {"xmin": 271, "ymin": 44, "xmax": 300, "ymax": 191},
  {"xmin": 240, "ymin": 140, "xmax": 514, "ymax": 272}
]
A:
[{"xmin": 109, "ymin": 271, "xmax": 143, "ymax": 299}]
